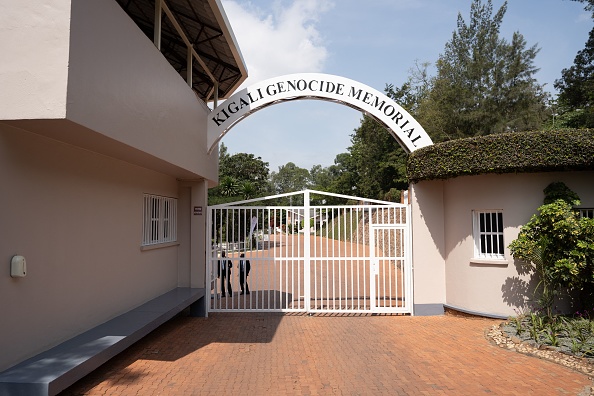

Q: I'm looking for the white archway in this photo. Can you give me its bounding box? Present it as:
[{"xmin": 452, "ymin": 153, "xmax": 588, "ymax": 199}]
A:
[{"xmin": 207, "ymin": 73, "xmax": 432, "ymax": 154}]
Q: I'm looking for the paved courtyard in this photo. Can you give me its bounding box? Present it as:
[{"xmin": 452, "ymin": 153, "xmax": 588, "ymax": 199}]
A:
[{"xmin": 61, "ymin": 313, "xmax": 592, "ymax": 395}]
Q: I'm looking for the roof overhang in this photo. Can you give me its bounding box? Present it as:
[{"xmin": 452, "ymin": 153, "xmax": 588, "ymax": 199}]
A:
[{"xmin": 116, "ymin": 0, "xmax": 248, "ymax": 101}]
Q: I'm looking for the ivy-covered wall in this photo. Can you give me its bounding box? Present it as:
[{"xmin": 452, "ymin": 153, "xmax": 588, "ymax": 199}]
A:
[{"xmin": 407, "ymin": 129, "xmax": 594, "ymax": 183}]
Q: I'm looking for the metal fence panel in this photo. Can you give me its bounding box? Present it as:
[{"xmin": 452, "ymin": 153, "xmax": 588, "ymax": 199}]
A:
[{"xmin": 207, "ymin": 192, "xmax": 411, "ymax": 314}]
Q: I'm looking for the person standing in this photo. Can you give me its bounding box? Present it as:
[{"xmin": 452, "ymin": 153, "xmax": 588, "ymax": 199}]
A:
[
  {"xmin": 239, "ymin": 253, "xmax": 251, "ymax": 295},
  {"xmin": 217, "ymin": 251, "xmax": 233, "ymax": 297}
]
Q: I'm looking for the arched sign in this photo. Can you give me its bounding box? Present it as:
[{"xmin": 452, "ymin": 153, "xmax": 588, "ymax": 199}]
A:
[{"xmin": 207, "ymin": 73, "xmax": 432, "ymax": 154}]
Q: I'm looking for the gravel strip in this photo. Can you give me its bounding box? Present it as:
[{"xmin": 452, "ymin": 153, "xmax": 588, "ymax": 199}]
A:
[{"xmin": 487, "ymin": 323, "xmax": 594, "ymax": 395}]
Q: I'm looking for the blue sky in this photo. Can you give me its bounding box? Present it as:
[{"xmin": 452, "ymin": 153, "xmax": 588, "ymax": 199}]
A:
[{"xmin": 220, "ymin": 0, "xmax": 592, "ymax": 172}]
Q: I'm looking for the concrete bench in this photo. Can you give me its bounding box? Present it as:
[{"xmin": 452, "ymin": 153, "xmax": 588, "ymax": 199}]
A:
[{"xmin": 0, "ymin": 287, "xmax": 205, "ymax": 396}]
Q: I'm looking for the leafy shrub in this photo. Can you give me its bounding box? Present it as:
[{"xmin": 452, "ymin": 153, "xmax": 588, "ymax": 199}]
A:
[
  {"xmin": 407, "ymin": 129, "xmax": 594, "ymax": 183},
  {"xmin": 508, "ymin": 182, "xmax": 594, "ymax": 314}
]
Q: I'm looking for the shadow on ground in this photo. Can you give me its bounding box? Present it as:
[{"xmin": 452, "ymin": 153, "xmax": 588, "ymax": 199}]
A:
[{"xmin": 59, "ymin": 312, "xmax": 284, "ymax": 395}]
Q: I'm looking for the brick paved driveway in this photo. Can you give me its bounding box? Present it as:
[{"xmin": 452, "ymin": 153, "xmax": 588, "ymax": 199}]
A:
[{"xmin": 61, "ymin": 313, "xmax": 592, "ymax": 395}]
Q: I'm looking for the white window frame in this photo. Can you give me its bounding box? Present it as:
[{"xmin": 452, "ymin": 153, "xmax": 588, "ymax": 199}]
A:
[
  {"xmin": 472, "ymin": 210, "xmax": 505, "ymax": 260},
  {"xmin": 142, "ymin": 194, "xmax": 177, "ymax": 246}
]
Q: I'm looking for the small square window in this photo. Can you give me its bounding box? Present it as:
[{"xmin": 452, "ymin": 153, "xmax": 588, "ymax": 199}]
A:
[
  {"xmin": 143, "ymin": 194, "xmax": 177, "ymax": 246},
  {"xmin": 473, "ymin": 210, "xmax": 504, "ymax": 260}
]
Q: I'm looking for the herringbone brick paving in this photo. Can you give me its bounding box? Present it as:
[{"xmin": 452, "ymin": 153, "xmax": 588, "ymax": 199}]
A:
[{"xmin": 61, "ymin": 313, "xmax": 592, "ymax": 395}]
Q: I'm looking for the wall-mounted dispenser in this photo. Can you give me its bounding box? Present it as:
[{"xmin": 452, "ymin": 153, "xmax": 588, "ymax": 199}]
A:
[{"xmin": 10, "ymin": 255, "xmax": 26, "ymax": 278}]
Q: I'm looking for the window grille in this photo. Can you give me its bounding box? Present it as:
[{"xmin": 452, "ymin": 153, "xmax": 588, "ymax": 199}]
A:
[
  {"xmin": 473, "ymin": 210, "xmax": 504, "ymax": 259},
  {"xmin": 143, "ymin": 194, "xmax": 177, "ymax": 246},
  {"xmin": 579, "ymin": 208, "xmax": 594, "ymax": 219}
]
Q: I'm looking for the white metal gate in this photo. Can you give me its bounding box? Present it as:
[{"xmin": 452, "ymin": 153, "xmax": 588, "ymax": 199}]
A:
[{"xmin": 207, "ymin": 190, "xmax": 412, "ymax": 314}]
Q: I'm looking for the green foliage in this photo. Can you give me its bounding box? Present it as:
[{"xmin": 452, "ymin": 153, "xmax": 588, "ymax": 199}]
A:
[
  {"xmin": 219, "ymin": 145, "xmax": 270, "ymax": 192},
  {"xmin": 554, "ymin": 16, "xmax": 594, "ymax": 128},
  {"xmin": 543, "ymin": 181, "xmax": 581, "ymax": 205},
  {"xmin": 219, "ymin": 176, "xmax": 239, "ymax": 197},
  {"xmin": 348, "ymin": 116, "xmax": 408, "ymax": 201},
  {"xmin": 393, "ymin": 0, "xmax": 549, "ymax": 142},
  {"xmin": 508, "ymin": 182, "xmax": 594, "ymax": 314},
  {"xmin": 209, "ymin": 143, "xmax": 271, "ymax": 204},
  {"xmin": 326, "ymin": 153, "xmax": 359, "ymax": 200},
  {"xmin": 270, "ymin": 162, "xmax": 310, "ymax": 194},
  {"xmin": 505, "ymin": 311, "xmax": 594, "ymax": 355},
  {"xmin": 407, "ymin": 129, "xmax": 594, "ymax": 183},
  {"xmin": 308, "ymin": 165, "xmax": 333, "ymax": 191},
  {"xmin": 240, "ymin": 181, "xmax": 257, "ymax": 200},
  {"xmin": 385, "ymin": 60, "xmax": 432, "ymax": 117}
]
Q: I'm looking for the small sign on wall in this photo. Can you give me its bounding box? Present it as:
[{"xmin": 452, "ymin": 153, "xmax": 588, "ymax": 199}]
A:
[{"xmin": 194, "ymin": 206, "xmax": 203, "ymax": 215}]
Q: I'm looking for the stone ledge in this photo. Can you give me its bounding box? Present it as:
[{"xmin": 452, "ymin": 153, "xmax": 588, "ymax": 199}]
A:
[{"xmin": 0, "ymin": 287, "xmax": 205, "ymax": 396}]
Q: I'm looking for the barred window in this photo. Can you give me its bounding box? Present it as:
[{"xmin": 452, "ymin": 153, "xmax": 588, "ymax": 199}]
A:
[
  {"xmin": 142, "ymin": 194, "xmax": 177, "ymax": 246},
  {"xmin": 579, "ymin": 208, "xmax": 594, "ymax": 219},
  {"xmin": 473, "ymin": 210, "xmax": 505, "ymax": 260}
]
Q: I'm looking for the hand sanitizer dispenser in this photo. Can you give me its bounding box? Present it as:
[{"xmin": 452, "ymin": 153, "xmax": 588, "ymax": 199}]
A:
[{"xmin": 11, "ymin": 255, "xmax": 26, "ymax": 278}]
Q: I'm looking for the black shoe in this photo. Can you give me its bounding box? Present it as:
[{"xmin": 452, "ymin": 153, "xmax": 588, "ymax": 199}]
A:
[
  {"xmin": 246, "ymin": 291, "xmax": 250, "ymax": 295},
  {"xmin": 240, "ymin": 291, "xmax": 244, "ymax": 295},
  {"xmin": 221, "ymin": 294, "xmax": 226, "ymax": 297}
]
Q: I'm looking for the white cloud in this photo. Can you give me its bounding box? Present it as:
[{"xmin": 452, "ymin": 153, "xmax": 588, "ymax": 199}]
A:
[{"xmin": 222, "ymin": 0, "xmax": 333, "ymax": 87}]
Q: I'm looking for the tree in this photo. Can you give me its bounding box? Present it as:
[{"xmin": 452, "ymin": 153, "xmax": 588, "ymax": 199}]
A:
[
  {"xmin": 219, "ymin": 176, "xmax": 239, "ymax": 197},
  {"xmin": 308, "ymin": 164, "xmax": 334, "ymax": 191},
  {"xmin": 509, "ymin": 182, "xmax": 594, "ymax": 314},
  {"xmin": 325, "ymin": 152, "xmax": 359, "ymax": 203},
  {"xmin": 348, "ymin": 115, "xmax": 407, "ymax": 201},
  {"xmin": 240, "ymin": 181, "xmax": 257, "ymax": 200},
  {"xmin": 219, "ymin": 144, "xmax": 270, "ymax": 193},
  {"xmin": 396, "ymin": 0, "xmax": 549, "ymax": 141},
  {"xmin": 554, "ymin": 27, "xmax": 594, "ymax": 128},
  {"xmin": 385, "ymin": 60, "xmax": 432, "ymax": 116},
  {"xmin": 270, "ymin": 162, "xmax": 310, "ymax": 195},
  {"xmin": 209, "ymin": 143, "xmax": 271, "ymax": 204}
]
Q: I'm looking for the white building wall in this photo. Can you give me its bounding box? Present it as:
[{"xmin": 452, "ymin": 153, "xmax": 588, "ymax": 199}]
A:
[
  {"xmin": 0, "ymin": 0, "xmax": 71, "ymax": 120},
  {"xmin": 0, "ymin": 123, "xmax": 186, "ymax": 371},
  {"xmin": 441, "ymin": 171, "xmax": 594, "ymax": 317},
  {"xmin": 0, "ymin": 0, "xmax": 222, "ymax": 372},
  {"xmin": 65, "ymin": 0, "xmax": 217, "ymax": 181},
  {"xmin": 410, "ymin": 181, "xmax": 446, "ymax": 315}
]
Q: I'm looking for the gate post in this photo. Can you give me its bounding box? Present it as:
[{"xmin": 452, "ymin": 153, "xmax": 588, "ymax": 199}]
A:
[{"xmin": 303, "ymin": 190, "xmax": 311, "ymax": 312}]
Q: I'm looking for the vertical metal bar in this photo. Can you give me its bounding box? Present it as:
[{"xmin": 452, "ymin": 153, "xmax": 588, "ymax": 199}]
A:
[
  {"xmin": 142, "ymin": 195, "xmax": 147, "ymax": 245},
  {"xmin": 354, "ymin": 207, "xmax": 359, "ymax": 310},
  {"xmin": 282, "ymin": 210, "xmax": 287, "ymax": 310},
  {"xmin": 363, "ymin": 208, "xmax": 368, "ymax": 310},
  {"xmin": 335, "ymin": 207, "xmax": 340, "ymax": 310},
  {"xmin": 325, "ymin": 209, "xmax": 329, "ymax": 310},
  {"xmin": 370, "ymin": 208, "xmax": 374, "ymax": 310},
  {"xmin": 173, "ymin": 198, "xmax": 177, "ymax": 241},
  {"xmin": 304, "ymin": 191, "xmax": 311, "ymax": 312},
  {"xmin": 154, "ymin": 0, "xmax": 162, "ymax": 50},
  {"xmin": 214, "ymin": 80, "xmax": 219, "ymax": 109},
  {"xmin": 214, "ymin": 209, "xmax": 219, "ymax": 310},
  {"xmin": 207, "ymin": 207, "xmax": 211, "ymax": 313},
  {"xmin": 332, "ymin": 209, "xmax": 337, "ymax": 310},
  {"xmin": 349, "ymin": 207, "xmax": 354, "ymax": 310},
  {"xmin": 400, "ymin": 228, "xmax": 405, "ymax": 308},
  {"xmin": 187, "ymin": 46, "xmax": 192, "ymax": 87}
]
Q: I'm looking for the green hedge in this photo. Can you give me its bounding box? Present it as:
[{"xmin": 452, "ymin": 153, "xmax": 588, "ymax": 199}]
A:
[{"xmin": 406, "ymin": 129, "xmax": 594, "ymax": 183}]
